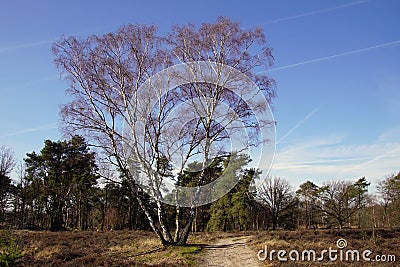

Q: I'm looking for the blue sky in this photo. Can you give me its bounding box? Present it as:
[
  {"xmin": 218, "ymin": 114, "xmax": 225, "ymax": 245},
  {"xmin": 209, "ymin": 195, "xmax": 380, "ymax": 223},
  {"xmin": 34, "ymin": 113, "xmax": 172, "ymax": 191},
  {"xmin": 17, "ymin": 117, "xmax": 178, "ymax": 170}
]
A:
[{"xmin": 0, "ymin": 0, "xmax": 399, "ymax": 190}]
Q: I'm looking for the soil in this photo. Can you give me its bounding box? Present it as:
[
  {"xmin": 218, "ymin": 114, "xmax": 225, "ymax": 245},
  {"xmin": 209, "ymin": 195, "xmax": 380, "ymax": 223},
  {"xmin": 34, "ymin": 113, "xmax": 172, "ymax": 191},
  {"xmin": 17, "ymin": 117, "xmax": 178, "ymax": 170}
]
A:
[{"xmin": 196, "ymin": 236, "xmax": 263, "ymax": 267}]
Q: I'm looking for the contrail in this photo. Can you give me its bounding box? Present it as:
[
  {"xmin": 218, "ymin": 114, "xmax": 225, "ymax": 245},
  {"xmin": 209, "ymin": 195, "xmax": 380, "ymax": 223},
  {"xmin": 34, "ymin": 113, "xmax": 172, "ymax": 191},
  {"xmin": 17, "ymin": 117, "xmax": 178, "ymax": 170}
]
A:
[
  {"xmin": 277, "ymin": 106, "xmax": 319, "ymax": 144},
  {"xmin": 0, "ymin": 122, "xmax": 58, "ymax": 138},
  {"xmin": 0, "ymin": 29, "xmax": 99, "ymax": 54},
  {"xmin": 0, "ymin": 75, "xmax": 59, "ymax": 94},
  {"xmin": 0, "ymin": 39, "xmax": 54, "ymax": 53},
  {"xmin": 276, "ymin": 156, "xmax": 373, "ymax": 166},
  {"xmin": 332, "ymin": 146, "xmax": 400, "ymax": 178},
  {"xmin": 0, "ymin": 1, "xmax": 373, "ymax": 54},
  {"xmin": 353, "ymin": 147, "xmax": 400, "ymax": 169},
  {"xmin": 264, "ymin": 0, "xmax": 372, "ymax": 25},
  {"xmin": 259, "ymin": 40, "xmax": 400, "ymax": 73}
]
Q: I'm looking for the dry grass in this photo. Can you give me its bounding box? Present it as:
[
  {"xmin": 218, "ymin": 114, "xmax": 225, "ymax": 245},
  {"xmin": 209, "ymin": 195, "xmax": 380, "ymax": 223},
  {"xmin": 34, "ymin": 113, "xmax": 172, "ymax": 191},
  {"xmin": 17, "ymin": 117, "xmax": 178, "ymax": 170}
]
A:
[
  {"xmin": 246, "ymin": 228, "xmax": 400, "ymax": 267},
  {"xmin": 10, "ymin": 228, "xmax": 400, "ymax": 266},
  {"xmin": 14, "ymin": 230, "xmax": 206, "ymax": 266},
  {"xmin": 12, "ymin": 230, "xmax": 244, "ymax": 266}
]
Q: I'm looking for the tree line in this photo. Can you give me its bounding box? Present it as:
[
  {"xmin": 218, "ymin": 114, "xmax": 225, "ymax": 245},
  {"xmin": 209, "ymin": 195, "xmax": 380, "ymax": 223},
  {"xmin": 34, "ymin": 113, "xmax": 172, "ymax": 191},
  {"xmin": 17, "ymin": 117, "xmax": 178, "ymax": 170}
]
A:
[{"xmin": 1, "ymin": 140, "xmax": 399, "ymax": 232}]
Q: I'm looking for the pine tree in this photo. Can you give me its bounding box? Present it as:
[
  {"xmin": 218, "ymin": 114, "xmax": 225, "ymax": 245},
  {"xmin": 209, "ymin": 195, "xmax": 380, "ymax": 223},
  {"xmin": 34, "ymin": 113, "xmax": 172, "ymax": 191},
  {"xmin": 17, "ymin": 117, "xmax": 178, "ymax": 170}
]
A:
[{"xmin": 25, "ymin": 136, "xmax": 98, "ymax": 231}]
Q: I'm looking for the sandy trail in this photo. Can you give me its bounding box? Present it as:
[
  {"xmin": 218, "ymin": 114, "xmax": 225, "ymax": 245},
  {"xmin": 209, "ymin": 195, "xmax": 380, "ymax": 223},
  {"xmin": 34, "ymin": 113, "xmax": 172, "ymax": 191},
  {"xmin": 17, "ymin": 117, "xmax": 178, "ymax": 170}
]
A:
[{"xmin": 196, "ymin": 236, "xmax": 263, "ymax": 267}]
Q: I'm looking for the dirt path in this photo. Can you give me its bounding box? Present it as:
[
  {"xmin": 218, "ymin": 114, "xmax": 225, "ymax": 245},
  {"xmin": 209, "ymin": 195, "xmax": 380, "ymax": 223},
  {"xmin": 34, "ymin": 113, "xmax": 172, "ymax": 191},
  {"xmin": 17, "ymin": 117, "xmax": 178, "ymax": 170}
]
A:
[{"xmin": 196, "ymin": 236, "xmax": 263, "ymax": 267}]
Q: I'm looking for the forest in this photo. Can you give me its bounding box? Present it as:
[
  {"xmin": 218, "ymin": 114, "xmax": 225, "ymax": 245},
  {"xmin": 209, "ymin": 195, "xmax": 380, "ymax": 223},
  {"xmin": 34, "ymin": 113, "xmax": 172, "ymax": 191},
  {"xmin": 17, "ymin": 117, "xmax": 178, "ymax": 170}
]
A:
[{"xmin": 1, "ymin": 140, "xmax": 399, "ymax": 233}]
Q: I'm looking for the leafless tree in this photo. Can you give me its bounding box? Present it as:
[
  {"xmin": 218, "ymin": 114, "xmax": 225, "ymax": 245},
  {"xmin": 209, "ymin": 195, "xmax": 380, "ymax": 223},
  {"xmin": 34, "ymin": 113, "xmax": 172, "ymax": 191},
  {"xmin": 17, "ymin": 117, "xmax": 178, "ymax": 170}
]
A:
[
  {"xmin": 0, "ymin": 146, "xmax": 16, "ymax": 222},
  {"xmin": 0, "ymin": 146, "xmax": 15, "ymax": 178},
  {"xmin": 258, "ymin": 177, "xmax": 298, "ymax": 230},
  {"xmin": 377, "ymin": 172, "xmax": 400, "ymax": 227},
  {"xmin": 53, "ymin": 17, "xmax": 275, "ymax": 246},
  {"xmin": 319, "ymin": 180, "xmax": 367, "ymax": 228}
]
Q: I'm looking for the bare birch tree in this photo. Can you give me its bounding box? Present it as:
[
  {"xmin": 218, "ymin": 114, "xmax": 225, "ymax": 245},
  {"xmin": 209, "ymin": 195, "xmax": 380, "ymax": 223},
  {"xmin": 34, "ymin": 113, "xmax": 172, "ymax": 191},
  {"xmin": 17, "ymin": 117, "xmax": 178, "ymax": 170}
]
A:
[{"xmin": 53, "ymin": 17, "xmax": 275, "ymax": 246}]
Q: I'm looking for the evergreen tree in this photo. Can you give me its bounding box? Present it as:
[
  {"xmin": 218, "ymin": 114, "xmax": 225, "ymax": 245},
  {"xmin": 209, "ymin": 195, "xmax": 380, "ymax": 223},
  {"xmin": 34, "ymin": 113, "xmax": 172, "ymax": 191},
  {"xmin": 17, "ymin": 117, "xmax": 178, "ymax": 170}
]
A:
[
  {"xmin": 24, "ymin": 136, "xmax": 98, "ymax": 231},
  {"xmin": 296, "ymin": 181, "xmax": 320, "ymax": 229},
  {"xmin": 206, "ymin": 154, "xmax": 256, "ymax": 231}
]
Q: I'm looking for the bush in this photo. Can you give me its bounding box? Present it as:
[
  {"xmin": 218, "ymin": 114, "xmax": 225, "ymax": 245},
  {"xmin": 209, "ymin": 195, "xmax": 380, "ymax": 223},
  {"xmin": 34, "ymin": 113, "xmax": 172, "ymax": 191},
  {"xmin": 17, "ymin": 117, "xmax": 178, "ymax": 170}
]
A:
[{"xmin": 0, "ymin": 230, "xmax": 23, "ymax": 267}]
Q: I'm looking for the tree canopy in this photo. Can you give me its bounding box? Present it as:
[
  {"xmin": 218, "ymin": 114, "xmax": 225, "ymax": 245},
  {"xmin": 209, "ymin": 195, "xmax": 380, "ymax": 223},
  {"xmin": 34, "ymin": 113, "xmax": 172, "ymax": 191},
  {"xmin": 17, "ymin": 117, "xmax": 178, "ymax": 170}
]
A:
[
  {"xmin": 24, "ymin": 136, "xmax": 98, "ymax": 231},
  {"xmin": 52, "ymin": 17, "xmax": 276, "ymax": 246}
]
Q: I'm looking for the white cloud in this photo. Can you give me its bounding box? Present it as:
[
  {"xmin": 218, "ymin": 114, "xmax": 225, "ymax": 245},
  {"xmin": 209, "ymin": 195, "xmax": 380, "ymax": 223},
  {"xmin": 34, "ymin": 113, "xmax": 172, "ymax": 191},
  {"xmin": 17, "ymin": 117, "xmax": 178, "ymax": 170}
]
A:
[
  {"xmin": 265, "ymin": 129, "xmax": 400, "ymax": 189},
  {"xmin": 378, "ymin": 128, "xmax": 400, "ymax": 143}
]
